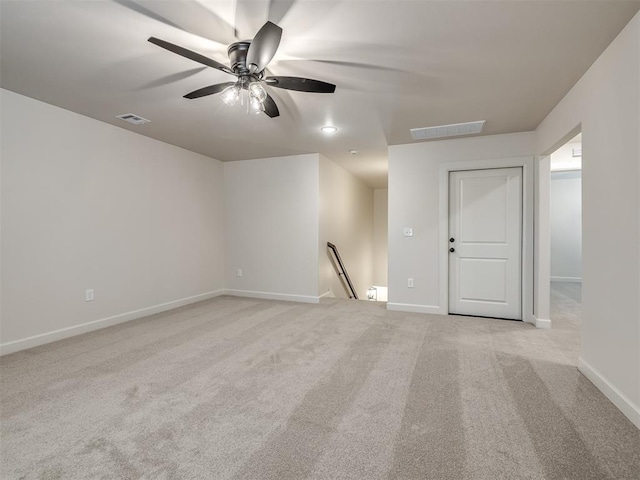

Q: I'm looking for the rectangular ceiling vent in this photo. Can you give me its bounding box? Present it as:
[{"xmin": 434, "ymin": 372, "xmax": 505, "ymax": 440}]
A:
[
  {"xmin": 410, "ymin": 120, "xmax": 486, "ymax": 141},
  {"xmin": 116, "ymin": 113, "xmax": 150, "ymax": 125}
]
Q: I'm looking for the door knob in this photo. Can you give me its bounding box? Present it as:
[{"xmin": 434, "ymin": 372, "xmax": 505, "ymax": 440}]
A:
[
  {"xmin": 449, "ymin": 247, "xmax": 455, "ymax": 253},
  {"xmin": 449, "ymin": 237, "xmax": 455, "ymax": 242}
]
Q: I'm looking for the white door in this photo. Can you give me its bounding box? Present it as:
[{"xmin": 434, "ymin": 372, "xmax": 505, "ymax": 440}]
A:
[{"xmin": 449, "ymin": 167, "xmax": 522, "ymax": 320}]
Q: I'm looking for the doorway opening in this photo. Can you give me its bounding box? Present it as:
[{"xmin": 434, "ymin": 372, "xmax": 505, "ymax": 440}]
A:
[{"xmin": 549, "ymin": 133, "xmax": 583, "ymax": 333}]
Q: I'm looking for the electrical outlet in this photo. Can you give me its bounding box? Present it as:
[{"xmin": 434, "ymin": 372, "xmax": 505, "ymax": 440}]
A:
[
  {"xmin": 85, "ymin": 289, "xmax": 94, "ymax": 302},
  {"xmin": 404, "ymin": 227, "xmax": 413, "ymax": 237},
  {"xmin": 407, "ymin": 278, "xmax": 414, "ymax": 288},
  {"xmin": 237, "ymin": 269, "xmax": 243, "ymax": 277}
]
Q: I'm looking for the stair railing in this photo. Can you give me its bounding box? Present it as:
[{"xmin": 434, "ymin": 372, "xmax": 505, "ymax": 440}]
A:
[{"xmin": 327, "ymin": 242, "xmax": 358, "ymax": 299}]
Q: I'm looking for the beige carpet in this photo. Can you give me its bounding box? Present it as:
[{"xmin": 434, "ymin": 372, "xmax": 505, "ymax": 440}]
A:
[{"xmin": 1, "ymin": 294, "xmax": 638, "ymax": 479}]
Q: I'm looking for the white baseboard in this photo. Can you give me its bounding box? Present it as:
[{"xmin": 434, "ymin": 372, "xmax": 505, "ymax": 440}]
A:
[
  {"xmin": 0, "ymin": 290, "xmax": 225, "ymax": 356},
  {"xmin": 550, "ymin": 276, "xmax": 582, "ymax": 283},
  {"xmin": 318, "ymin": 291, "xmax": 333, "ymax": 299},
  {"xmin": 534, "ymin": 317, "xmax": 552, "ymax": 329},
  {"xmin": 578, "ymin": 357, "xmax": 640, "ymax": 429},
  {"xmin": 224, "ymin": 289, "xmax": 320, "ymax": 304},
  {"xmin": 386, "ymin": 302, "xmax": 443, "ymax": 315}
]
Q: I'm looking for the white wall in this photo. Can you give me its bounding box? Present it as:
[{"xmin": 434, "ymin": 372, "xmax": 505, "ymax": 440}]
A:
[
  {"xmin": 550, "ymin": 170, "xmax": 582, "ymax": 281},
  {"xmin": 373, "ymin": 188, "xmax": 388, "ymax": 287},
  {"xmin": 535, "ymin": 11, "xmax": 640, "ymax": 427},
  {"xmin": 550, "ymin": 139, "xmax": 582, "ymax": 171},
  {"xmin": 0, "ymin": 89, "xmax": 225, "ymax": 353},
  {"xmin": 318, "ymin": 156, "xmax": 374, "ymax": 299},
  {"xmin": 224, "ymin": 154, "xmax": 320, "ymax": 302},
  {"xmin": 387, "ymin": 132, "xmax": 535, "ymax": 314}
]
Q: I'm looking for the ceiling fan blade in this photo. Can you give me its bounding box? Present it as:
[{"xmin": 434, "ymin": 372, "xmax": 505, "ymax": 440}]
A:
[
  {"xmin": 184, "ymin": 82, "xmax": 237, "ymax": 99},
  {"xmin": 139, "ymin": 67, "xmax": 207, "ymax": 90},
  {"xmin": 235, "ymin": 0, "xmax": 269, "ymax": 41},
  {"xmin": 114, "ymin": 0, "xmax": 180, "ymax": 30},
  {"xmin": 116, "ymin": 0, "xmax": 236, "ymax": 45},
  {"xmin": 265, "ymin": 76, "xmax": 336, "ymax": 93},
  {"xmin": 263, "ymin": 94, "xmax": 280, "ymax": 118},
  {"xmin": 148, "ymin": 37, "xmax": 234, "ymax": 75},
  {"xmin": 281, "ymin": 58, "xmax": 404, "ymax": 73},
  {"xmin": 246, "ymin": 21, "xmax": 282, "ymax": 73},
  {"xmin": 267, "ymin": 0, "xmax": 297, "ymax": 24}
]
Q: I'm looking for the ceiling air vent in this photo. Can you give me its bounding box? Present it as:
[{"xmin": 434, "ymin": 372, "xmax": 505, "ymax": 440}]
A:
[
  {"xmin": 410, "ymin": 120, "xmax": 486, "ymax": 141},
  {"xmin": 116, "ymin": 113, "xmax": 150, "ymax": 125}
]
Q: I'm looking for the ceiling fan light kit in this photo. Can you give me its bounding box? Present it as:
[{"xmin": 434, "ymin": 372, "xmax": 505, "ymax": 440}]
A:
[
  {"xmin": 148, "ymin": 21, "xmax": 336, "ymax": 119},
  {"xmin": 219, "ymin": 79, "xmax": 267, "ymax": 114},
  {"xmin": 249, "ymin": 82, "xmax": 267, "ymax": 103},
  {"xmin": 221, "ymin": 85, "xmax": 240, "ymax": 106}
]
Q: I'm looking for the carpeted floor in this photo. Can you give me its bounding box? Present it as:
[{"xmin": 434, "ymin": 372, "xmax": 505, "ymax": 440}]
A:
[{"xmin": 1, "ymin": 293, "xmax": 638, "ymax": 479}]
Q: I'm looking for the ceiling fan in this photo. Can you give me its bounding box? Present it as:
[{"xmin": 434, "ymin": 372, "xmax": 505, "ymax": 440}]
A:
[{"xmin": 148, "ymin": 21, "xmax": 336, "ymax": 118}]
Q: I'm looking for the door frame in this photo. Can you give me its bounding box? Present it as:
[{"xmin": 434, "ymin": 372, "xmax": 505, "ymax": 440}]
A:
[
  {"xmin": 438, "ymin": 156, "xmax": 534, "ymax": 325},
  {"xmin": 448, "ymin": 166, "xmax": 523, "ymax": 320}
]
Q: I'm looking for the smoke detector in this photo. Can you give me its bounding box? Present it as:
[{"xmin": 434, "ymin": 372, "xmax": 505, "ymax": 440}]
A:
[
  {"xmin": 410, "ymin": 120, "xmax": 485, "ymax": 140},
  {"xmin": 116, "ymin": 113, "xmax": 151, "ymax": 125}
]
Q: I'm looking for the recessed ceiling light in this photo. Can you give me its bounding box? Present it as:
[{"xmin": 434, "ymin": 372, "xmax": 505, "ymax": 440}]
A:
[
  {"xmin": 349, "ymin": 150, "xmax": 358, "ymax": 155},
  {"xmin": 321, "ymin": 125, "xmax": 338, "ymax": 134}
]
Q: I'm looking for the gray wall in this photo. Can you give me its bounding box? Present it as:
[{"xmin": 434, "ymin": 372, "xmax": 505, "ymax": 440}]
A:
[
  {"xmin": 387, "ymin": 132, "xmax": 535, "ymax": 314},
  {"xmin": 535, "ymin": 11, "xmax": 640, "ymax": 427},
  {"xmin": 373, "ymin": 189, "xmax": 388, "ymax": 287},
  {"xmin": 1, "ymin": 89, "xmax": 225, "ymax": 352},
  {"xmin": 224, "ymin": 154, "xmax": 320, "ymax": 302},
  {"xmin": 550, "ymin": 170, "xmax": 582, "ymax": 281}
]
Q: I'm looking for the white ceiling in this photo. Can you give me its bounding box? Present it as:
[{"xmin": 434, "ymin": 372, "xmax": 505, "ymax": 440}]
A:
[{"xmin": 1, "ymin": 1, "xmax": 638, "ymax": 188}]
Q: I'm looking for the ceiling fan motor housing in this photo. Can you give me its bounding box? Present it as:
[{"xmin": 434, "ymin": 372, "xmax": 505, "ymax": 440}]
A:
[{"xmin": 227, "ymin": 42, "xmax": 252, "ymax": 76}]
